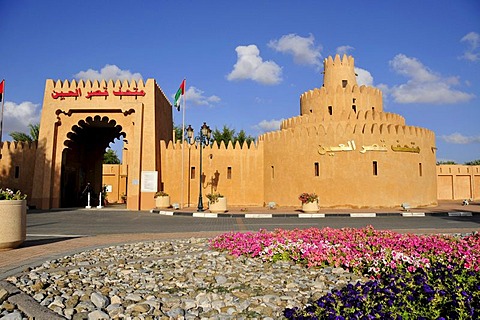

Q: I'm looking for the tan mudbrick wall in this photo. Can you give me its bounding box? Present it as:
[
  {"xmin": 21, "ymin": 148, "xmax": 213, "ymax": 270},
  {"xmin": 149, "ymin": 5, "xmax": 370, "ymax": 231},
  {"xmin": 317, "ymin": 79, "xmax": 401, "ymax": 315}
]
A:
[{"xmin": 2, "ymin": 54, "xmax": 466, "ymax": 210}]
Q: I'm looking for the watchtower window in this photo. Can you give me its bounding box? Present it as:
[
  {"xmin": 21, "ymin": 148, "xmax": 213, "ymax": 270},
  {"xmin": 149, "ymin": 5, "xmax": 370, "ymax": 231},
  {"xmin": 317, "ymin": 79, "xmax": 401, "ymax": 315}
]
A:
[
  {"xmin": 271, "ymin": 166, "xmax": 275, "ymax": 179},
  {"xmin": 372, "ymin": 107, "xmax": 375, "ymax": 112},
  {"xmin": 353, "ymin": 98, "xmax": 356, "ymax": 103},
  {"xmin": 373, "ymin": 161, "xmax": 378, "ymax": 176},
  {"xmin": 419, "ymin": 163, "xmax": 423, "ymax": 177},
  {"xmin": 328, "ymin": 106, "xmax": 333, "ymax": 115},
  {"xmin": 352, "ymin": 105, "xmax": 357, "ymax": 113},
  {"xmin": 190, "ymin": 167, "xmax": 196, "ymax": 179},
  {"xmin": 342, "ymin": 80, "xmax": 348, "ymax": 88},
  {"xmin": 314, "ymin": 162, "xmax": 319, "ymax": 177},
  {"xmin": 14, "ymin": 166, "xmax": 19, "ymax": 179},
  {"xmin": 227, "ymin": 167, "xmax": 232, "ymax": 179}
]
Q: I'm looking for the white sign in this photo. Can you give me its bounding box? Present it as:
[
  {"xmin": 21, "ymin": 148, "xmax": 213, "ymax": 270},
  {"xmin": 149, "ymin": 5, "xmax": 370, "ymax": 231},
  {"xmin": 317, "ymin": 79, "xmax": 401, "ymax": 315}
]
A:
[
  {"xmin": 106, "ymin": 185, "xmax": 113, "ymax": 193},
  {"xmin": 141, "ymin": 171, "xmax": 158, "ymax": 192}
]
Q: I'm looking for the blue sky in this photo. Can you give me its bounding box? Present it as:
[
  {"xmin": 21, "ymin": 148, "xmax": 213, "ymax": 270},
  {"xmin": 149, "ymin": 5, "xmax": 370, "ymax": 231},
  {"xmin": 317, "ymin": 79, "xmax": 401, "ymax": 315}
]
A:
[{"xmin": 0, "ymin": 0, "xmax": 479, "ymax": 163}]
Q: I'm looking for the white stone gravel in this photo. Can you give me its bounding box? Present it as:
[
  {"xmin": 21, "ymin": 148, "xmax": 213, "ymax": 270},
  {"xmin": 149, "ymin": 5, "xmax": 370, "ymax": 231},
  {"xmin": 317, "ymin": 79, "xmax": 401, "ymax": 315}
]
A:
[{"xmin": 2, "ymin": 238, "xmax": 368, "ymax": 319}]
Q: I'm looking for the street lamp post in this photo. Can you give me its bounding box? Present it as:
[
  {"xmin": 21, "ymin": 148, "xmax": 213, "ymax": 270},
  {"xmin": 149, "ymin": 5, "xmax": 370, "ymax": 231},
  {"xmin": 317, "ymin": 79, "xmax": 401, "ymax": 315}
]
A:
[{"xmin": 186, "ymin": 122, "xmax": 212, "ymax": 212}]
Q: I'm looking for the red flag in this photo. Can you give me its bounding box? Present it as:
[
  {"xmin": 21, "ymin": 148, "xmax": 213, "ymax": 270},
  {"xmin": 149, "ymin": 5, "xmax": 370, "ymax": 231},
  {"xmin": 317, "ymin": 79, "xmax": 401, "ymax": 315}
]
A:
[{"xmin": 0, "ymin": 80, "xmax": 4, "ymax": 102}]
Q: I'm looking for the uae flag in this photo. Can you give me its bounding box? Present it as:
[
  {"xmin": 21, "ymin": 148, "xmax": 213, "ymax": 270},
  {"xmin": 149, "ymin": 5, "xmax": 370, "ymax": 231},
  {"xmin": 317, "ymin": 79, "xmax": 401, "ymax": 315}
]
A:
[
  {"xmin": 174, "ymin": 79, "xmax": 185, "ymax": 111},
  {"xmin": 0, "ymin": 80, "xmax": 4, "ymax": 102}
]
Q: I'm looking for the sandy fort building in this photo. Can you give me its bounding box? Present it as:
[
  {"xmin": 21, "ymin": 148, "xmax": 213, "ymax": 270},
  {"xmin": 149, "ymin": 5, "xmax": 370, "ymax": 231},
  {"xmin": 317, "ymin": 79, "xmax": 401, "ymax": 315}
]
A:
[{"xmin": 0, "ymin": 54, "xmax": 438, "ymax": 210}]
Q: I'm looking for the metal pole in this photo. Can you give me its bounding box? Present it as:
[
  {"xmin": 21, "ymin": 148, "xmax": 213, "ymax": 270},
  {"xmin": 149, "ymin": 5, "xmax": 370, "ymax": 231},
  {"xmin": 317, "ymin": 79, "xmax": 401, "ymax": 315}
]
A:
[{"xmin": 197, "ymin": 130, "xmax": 204, "ymax": 212}]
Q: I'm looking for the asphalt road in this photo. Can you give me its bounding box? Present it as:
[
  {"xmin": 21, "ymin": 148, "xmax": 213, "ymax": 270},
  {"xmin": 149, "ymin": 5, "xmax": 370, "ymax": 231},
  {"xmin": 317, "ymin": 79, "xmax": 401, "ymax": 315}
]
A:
[{"xmin": 26, "ymin": 207, "xmax": 480, "ymax": 242}]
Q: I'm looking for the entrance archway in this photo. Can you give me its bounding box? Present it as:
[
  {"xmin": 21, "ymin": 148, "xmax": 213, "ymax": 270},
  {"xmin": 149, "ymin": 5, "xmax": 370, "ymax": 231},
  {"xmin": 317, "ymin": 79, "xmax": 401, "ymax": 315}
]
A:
[
  {"xmin": 31, "ymin": 78, "xmax": 173, "ymax": 210},
  {"xmin": 60, "ymin": 116, "xmax": 125, "ymax": 207}
]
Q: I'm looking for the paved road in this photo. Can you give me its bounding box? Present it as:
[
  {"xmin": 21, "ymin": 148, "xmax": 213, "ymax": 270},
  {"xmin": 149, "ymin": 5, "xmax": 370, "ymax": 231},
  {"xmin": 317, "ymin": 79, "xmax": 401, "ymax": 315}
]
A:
[{"xmin": 25, "ymin": 207, "xmax": 480, "ymax": 242}]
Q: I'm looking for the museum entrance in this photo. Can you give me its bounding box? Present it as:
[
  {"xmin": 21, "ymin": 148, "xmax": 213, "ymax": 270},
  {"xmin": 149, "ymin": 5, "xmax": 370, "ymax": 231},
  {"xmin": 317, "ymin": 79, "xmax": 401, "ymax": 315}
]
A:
[{"xmin": 60, "ymin": 115, "xmax": 125, "ymax": 207}]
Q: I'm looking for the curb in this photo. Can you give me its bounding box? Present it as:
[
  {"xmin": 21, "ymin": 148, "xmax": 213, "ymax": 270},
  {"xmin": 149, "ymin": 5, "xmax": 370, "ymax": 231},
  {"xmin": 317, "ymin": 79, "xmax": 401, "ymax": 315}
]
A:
[
  {"xmin": 0, "ymin": 280, "xmax": 65, "ymax": 319},
  {"xmin": 150, "ymin": 209, "xmax": 477, "ymax": 218}
]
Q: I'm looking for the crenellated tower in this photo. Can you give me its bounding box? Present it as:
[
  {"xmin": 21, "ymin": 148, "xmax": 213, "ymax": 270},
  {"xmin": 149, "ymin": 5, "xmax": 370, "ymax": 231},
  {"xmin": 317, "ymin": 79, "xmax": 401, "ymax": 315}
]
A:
[
  {"xmin": 300, "ymin": 54, "xmax": 383, "ymax": 119},
  {"xmin": 261, "ymin": 54, "xmax": 437, "ymax": 208}
]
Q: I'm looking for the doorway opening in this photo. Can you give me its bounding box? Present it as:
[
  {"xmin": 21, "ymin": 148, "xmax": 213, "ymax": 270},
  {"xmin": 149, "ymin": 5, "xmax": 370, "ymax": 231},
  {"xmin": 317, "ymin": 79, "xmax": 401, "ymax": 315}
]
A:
[{"xmin": 60, "ymin": 115, "xmax": 125, "ymax": 207}]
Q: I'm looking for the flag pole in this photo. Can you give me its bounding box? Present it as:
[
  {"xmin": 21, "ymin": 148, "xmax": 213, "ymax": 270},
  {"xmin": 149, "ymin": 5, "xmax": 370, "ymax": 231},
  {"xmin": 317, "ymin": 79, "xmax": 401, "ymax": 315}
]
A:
[{"xmin": 181, "ymin": 79, "xmax": 186, "ymax": 208}]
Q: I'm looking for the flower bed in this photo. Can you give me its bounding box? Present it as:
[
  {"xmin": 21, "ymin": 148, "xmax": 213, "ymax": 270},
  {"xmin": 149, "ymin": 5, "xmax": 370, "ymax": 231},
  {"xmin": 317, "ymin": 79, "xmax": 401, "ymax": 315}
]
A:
[{"xmin": 210, "ymin": 226, "xmax": 480, "ymax": 319}]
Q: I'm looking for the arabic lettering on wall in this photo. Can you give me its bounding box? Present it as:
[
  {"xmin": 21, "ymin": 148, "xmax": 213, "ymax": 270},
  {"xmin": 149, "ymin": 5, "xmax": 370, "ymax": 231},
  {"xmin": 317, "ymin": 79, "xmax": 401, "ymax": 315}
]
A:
[
  {"xmin": 318, "ymin": 140, "xmax": 421, "ymax": 156},
  {"xmin": 52, "ymin": 87, "xmax": 146, "ymax": 100}
]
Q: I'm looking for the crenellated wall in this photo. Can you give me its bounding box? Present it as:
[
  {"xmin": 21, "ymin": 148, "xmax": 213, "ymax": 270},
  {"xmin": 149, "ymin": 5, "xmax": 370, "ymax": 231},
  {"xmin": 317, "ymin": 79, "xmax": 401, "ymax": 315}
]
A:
[
  {"xmin": 158, "ymin": 139, "xmax": 265, "ymax": 207},
  {"xmin": 0, "ymin": 141, "xmax": 38, "ymax": 203},
  {"xmin": 437, "ymin": 165, "xmax": 480, "ymax": 200}
]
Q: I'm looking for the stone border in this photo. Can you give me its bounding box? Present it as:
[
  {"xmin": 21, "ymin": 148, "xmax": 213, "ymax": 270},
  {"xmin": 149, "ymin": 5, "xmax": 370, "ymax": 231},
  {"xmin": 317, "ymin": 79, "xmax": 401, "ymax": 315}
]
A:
[
  {"xmin": 151, "ymin": 209, "xmax": 477, "ymax": 218},
  {"xmin": 0, "ymin": 280, "xmax": 65, "ymax": 319}
]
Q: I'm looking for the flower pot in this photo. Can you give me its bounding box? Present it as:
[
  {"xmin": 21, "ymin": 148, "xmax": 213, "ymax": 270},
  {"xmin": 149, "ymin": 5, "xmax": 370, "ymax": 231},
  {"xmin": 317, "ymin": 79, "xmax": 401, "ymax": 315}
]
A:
[
  {"xmin": 155, "ymin": 195, "xmax": 170, "ymax": 208},
  {"xmin": 0, "ymin": 199, "xmax": 27, "ymax": 250},
  {"xmin": 302, "ymin": 201, "xmax": 319, "ymax": 213},
  {"xmin": 208, "ymin": 197, "xmax": 227, "ymax": 213}
]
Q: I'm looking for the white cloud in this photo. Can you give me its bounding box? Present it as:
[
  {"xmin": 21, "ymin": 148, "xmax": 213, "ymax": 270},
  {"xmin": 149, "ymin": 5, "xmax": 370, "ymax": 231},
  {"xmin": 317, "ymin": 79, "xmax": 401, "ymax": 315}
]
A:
[
  {"xmin": 386, "ymin": 54, "xmax": 474, "ymax": 104},
  {"xmin": 460, "ymin": 31, "xmax": 480, "ymax": 62},
  {"xmin": 183, "ymin": 86, "xmax": 220, "ymax": 107},
  {"xmin": 336, "ymin": 45, "xmax": 354, "ymax": 56},
  {"xmin": 227, "ymin": 45, "xmax": 282, "ymax": 85},
  {"xmin": 74, "ymin": 64, "xmax": 143, "ymax": 81},
  {"xmin": 268, "ymin": 33, "xmax": 322, "ymax": 67},
  {"xmin": 440, "ymin": 133, "xmax": 480, "ymax": 144},
  {"xmin": 253, "ymin": 119, "xmax": 284, "ymax": 133},
  {"xmin": 2, "ymin": 101, "xmax": 41, "ymax": 139},
  {"xmin": 355, "ymin": 67, "xmax": 373, "ymax": 86}
]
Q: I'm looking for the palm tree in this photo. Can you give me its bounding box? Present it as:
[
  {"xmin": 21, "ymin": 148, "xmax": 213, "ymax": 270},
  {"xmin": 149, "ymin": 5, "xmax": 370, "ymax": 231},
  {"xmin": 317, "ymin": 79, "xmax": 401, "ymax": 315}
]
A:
[{"xmin": 9, "ymin": 123, "xmax": 40, "ymax": 142}]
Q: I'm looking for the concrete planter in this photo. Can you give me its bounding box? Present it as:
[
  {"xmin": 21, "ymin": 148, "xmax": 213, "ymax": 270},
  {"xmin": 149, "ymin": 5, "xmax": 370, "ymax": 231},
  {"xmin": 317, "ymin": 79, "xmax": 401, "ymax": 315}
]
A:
[
  {"xmin": 302, "ymin": 201, "xmax": 319, "ymax": 213},
  {"xmin": 208, "ymin": 197, "xmax": 227, "ymax": 213},
  {"xmin": 0, "ymin": 199, "xmax": 27, "ymax": 250},
  {"xmin": 155, "ymin": 195, "xmax": 170, "ymax": 208}
]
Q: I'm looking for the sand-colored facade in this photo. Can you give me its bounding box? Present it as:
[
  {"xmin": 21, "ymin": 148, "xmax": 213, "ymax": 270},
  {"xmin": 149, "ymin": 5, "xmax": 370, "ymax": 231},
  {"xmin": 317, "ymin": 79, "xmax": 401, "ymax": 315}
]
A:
[
  {"xmin": 15, "ymin": 78, "xmax": 172, "ymax": 210},
  {"xmin": 437, "ymin": 165, "xmax": 480, "ymax": 200},
  {"xmin": 0, "ymin": 54, "xmax": 459, "ymax": 210},
  {"xmin": 158, "ymin": 55, "xmax": 438, "ymax": 208}
]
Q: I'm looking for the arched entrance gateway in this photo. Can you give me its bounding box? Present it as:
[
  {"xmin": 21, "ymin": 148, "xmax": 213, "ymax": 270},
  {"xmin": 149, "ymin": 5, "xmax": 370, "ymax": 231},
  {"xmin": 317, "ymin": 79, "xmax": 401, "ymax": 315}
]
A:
[{"xmin": 31, "ymin": 79, "xmax": 173, "ymax": 210}]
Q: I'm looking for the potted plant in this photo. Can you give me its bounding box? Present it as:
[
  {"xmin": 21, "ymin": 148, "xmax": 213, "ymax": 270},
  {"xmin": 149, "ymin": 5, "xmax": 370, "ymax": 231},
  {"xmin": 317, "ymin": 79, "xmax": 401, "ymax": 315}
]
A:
[
  {"xmin": 120, "ymin": 193, "xmax": 127, "ymax": 204},
  {"xmin": 206, "ymin": 192, "xmax": 227, "ymax": 213},
  {"xmin": 0, "ymin": 188, "xmax": 27, "ymax": 250},
  {"xmin": 299, "ymin": 192, "xmax": 319, "ymax": 213},
  {"xmin": 154, "ymin": 191, "xmax": 170, "ymax": 208}
]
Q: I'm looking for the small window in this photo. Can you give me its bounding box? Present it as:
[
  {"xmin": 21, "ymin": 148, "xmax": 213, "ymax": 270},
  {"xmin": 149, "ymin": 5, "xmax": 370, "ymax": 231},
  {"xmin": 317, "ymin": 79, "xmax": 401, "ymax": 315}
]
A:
[
  {"xmin": 353, "ymin": 98, "xmax": 356, "ymax": 103},
  {"xmin": 373, "ymin": 161, "xmax": 378, "ymax": 176},
  {"xmin": 419, "ymin": 163, "xmax": 423, "ymax": 176},
  {"xmin": 14, "ymin": 166, "xmax": 20, "ymax": 179},
  {"xmin": 328, "ymin": 106, "xmax": 333, "ymax": 115},
  {"xmin": 227, "ymin": 167, "xmax": 232, "ymax": 179},
  {"xmin": 372, "ymin": 107, "xmax": 375, "ymax": 112},
  {"xmin": 271, "ymin": 166, "xmax": 275, "ymax": 179},
  {"xmin": 342, "ymin": 80, "xmax": 348, "ymax": 88},
  {"xmin": 352, "ymin": 105, "xmax": 356, "ymax": 113},
  {"xmin": 190, "ymin": 167, "xmax": 196, "ymax": 179},
  {"xmin": 314, "ymin": 162, "xmax": 319, "ymax": 177}
]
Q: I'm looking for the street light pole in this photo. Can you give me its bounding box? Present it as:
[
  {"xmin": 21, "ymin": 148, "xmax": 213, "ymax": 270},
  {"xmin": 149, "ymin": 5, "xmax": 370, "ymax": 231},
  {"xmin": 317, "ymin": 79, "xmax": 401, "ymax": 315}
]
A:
[{"xmin": 186, "ymin": 122, "xmax": 212, "ymax": 212}]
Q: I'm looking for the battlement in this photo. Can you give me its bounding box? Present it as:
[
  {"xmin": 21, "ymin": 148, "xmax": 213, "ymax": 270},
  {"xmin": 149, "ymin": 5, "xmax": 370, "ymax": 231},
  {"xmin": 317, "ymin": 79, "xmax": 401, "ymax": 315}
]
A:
[
  {"xmin": 160, "ymin": 139, "xmax": 263, "ymax": 151},
  {"xmin": 281, "ymin": 111, "xmax": 406, "ymax": 130},
  {"xmin": 0, "ymin": 141, "xmax": 38, "ymax": 152},
  {"xmin": 46, "ymin": 78, "xmax": 149, "ymax": 90},
  {"xmin": 300, "ymin": 85, "xmax": 383, "ymax": 102},
  {"xmin": 323, "ymin": 54, "xmax": 355, "ymax": 68},
  {"xmin": 259, "ymin": 121, "xmax": 434, "ymax": 143}
]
